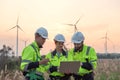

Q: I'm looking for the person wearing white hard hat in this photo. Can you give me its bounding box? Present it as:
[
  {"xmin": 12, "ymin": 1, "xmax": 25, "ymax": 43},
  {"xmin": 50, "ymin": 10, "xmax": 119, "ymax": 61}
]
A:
[
  {"xmin": 68, "ymin": 31, "xmax": 97, "ymax": 80},
  {"xmin": 45, "ymin": 34, "xmax": 71, "ymax": 80},
  {"xmin": 20, "ymin": 27, "xmax": 49, "ymax": 80}
]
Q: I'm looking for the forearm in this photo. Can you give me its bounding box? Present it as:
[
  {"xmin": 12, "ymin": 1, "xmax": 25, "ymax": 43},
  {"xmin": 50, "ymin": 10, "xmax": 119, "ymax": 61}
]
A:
[{"xmin": 27, "ymin": 62, "xmax": 39, "ymax": 70}]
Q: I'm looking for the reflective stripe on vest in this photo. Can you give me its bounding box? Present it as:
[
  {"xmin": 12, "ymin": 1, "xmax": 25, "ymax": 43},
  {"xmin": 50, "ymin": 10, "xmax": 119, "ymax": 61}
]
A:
[
  {"xmin": 22, "ymin": 60, "xmax": 32, "ymax": 63},
  {"xmin": 90, "ymin": 60, "xmax": 97, "ymax": 63},
  {"xmin": 86, "ymin": 46, "xmax": 90, "ymax": 55},
  {"xmin": 86, "ymin": 46, "xmax": 97, "ymax": 69},
  {"xmin": 31, "ymin": 44, "xmax": 40, "ymax": 61},
  {"xmin": 22, "ymin": 60, "xmax": 32, "ymax": 71},
  {"xmin": 30, "ymin": 44, "xmax": 43, "ymax": 76},
  {"xmin": 86, "ymin": 46, "xmax": 96, "ymax": 63},
  {"xmin": 22, "ymin": 44, "xmax": 40, "ymax": 71},
  {"xmin": 24, "ymin": 64, "xmax": 29, "ymax": 71}
]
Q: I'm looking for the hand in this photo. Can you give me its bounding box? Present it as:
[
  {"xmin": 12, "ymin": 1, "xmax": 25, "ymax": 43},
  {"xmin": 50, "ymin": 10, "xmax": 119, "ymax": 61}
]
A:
[
  {"xmin": 81, "ymin": 62, "xmax": 93, "ymax": 70},
  {"xmin": 64, "ymin": 73, "xmax": 72, "ymax": 76},
  {"xmin": 49, "ymin": 66, "xmax": 58, "ymax": 73},
  {"xmin": 63, "ymin": 45, "xmax": 68, "ymax": 51},
  {"xmin": 64, "ymin": 70, "xmax": 71, "ymax": 75},
  {"xmin": 39, "ymin": 59, "xmax": 49, "ymax": 65}
]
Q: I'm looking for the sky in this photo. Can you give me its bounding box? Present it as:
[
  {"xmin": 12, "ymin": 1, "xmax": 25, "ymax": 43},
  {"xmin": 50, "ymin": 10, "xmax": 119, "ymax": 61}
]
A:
[{"xmin": 0, "ymin": 0, "xmax": 120, "ymax": 56}]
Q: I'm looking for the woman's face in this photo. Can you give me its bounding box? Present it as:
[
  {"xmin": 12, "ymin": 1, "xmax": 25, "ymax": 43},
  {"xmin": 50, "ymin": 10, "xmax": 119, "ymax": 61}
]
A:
[{"xmin": 55, "ymin": 41, "xmax": 64, "ymax": 50}]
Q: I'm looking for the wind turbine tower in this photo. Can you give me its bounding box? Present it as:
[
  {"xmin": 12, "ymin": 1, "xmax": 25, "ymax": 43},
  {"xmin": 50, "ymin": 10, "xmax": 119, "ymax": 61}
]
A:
[
  {"xmin": 104, "ymin": 32, "xmax": 108, "ymax": 54},
  {"xmin": 8, "ymin": 16, "xmax": 24, "ymax": 57},
  {"xmin": 22, "ymin": 40, "xmax": 28, "ymax": 47},
  {"xmin": 101, "ymin": 32, "xmax": 111, "ymax": 55},
  {"xmin": 104, "ymin": 32, "xmax": 115, "ymax": 54}
]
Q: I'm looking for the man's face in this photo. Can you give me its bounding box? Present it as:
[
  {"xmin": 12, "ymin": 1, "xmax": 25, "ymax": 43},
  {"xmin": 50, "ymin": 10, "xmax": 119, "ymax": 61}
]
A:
[
  {"xmin": 74, "ymin": 41, "xmax": 83, "ymax": 52},
  {"xmin": 36, "ymin": 34, "xmax": 46, "ymax": 47}
]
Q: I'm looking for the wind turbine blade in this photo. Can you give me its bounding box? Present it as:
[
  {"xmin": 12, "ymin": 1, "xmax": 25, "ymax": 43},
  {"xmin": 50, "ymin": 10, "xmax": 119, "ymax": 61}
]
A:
[
  {"xmin": 75, "ymin": 17, "xmax": 81, "ymax": 25},
  {"xmin": 64, "ymin": 24, "xmax": 74, "ymax": 26},
  {"xmin": 75, "ymin": 15, "xmax": 83, "ymax": 25},
  {"xmin": 100, "ymin": 37, "xmax": 105, "ymax": 39},
  {"xmin": 8, "ymin": 26, "xmax": 16, "ymax": 31},
  {"xmin": 18, "ymin": 25, "xmax": 24, "ymax": 32},
  {"xmin": 16, "ymin": 16, "xmax": 19, "ymax": 25}
]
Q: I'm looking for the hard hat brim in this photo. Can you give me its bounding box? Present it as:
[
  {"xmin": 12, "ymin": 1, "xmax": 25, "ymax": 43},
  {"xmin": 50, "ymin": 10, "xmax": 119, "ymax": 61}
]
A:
[
  {"xmin": 41, "ymin": 35, "xmax": 48, "ymax": 39},
  {"xmin": 54, "ymin": 39, "xmax": 65, "ymax": 42},
  {"xmin": 72, "ymin": 40, "xmax": 83, "ymax": 43}
]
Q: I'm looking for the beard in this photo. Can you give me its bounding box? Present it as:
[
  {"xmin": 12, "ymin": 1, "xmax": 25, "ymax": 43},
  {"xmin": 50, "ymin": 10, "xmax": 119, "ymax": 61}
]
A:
[
  {"xmin": 38, "ymin": 45, "xmax": 42, "ymax": 48},
  {"xmin": 74, "ymin": 44, "xmax": 83, "ymax": 52}
]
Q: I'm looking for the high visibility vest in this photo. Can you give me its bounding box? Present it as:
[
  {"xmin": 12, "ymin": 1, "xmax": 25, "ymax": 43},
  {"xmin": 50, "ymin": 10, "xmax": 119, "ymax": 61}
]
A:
[
  {"xmin": 20, "ymin": 41, "xmax": 45, "ymax": 79},
  {"xmin": 68, "ymin": 44, "xmax": 97, "ymax": 75},
  {"xmin": 45, "ymin": 49, "xmax": 68, "ymax": 76}
]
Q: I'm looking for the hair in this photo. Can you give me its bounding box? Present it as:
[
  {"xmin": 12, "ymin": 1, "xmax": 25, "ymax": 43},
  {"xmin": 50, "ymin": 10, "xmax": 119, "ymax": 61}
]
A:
[
  {"xmin": 35, "ymin": 33, "xmax": 42, "ymax": 40},
  {"xmin": 54, "ymin": 40, "xmax": 58, "ymax": 44}
]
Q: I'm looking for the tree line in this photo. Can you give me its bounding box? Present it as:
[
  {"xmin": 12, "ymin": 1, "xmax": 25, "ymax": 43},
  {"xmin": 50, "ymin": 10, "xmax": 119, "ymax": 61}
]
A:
[
  {"xmin": 0, "ymin": 45, "xmax": 20, "ymax": 71},
  {"xmin": 0, "ymin": 44, "xmax": 120, "ymax": 71}
]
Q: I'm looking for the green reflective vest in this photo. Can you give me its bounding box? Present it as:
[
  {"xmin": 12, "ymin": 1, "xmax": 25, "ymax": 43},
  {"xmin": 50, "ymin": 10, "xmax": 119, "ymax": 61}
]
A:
[
  {"xmin": 20, "ymin": 41, "xmax": 46, "ymax": 78},
  {"xmin": 68, "ymin": 44, "xmax": 97, "ymax": 76},
  {"xmin": 45, "ymin": 50, "xmax": 70, "ymax": 76}
]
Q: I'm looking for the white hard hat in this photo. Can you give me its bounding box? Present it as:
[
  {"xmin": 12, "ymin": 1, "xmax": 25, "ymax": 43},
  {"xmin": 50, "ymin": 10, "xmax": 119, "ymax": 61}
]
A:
[
  {"xmin": 54, "ymin": 34, "xmax": 65, "ymax": 42},
  {"xmin": 35, "ymin": 27, "xmax": 48, "ymax": 39},
  {"xmin": 71, "ymin": 32, "xmax": 85, "ymax": 43}
]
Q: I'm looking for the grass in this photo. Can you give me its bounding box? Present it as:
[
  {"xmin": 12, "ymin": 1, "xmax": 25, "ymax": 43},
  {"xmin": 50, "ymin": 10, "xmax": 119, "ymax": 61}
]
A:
[
  {"xmin": 0, "ymin": 59, "xmax": 120, "ymax": 80},
  {"xmin": 94, "ymin": 59, "xmax": 120, "ymax": 80}
]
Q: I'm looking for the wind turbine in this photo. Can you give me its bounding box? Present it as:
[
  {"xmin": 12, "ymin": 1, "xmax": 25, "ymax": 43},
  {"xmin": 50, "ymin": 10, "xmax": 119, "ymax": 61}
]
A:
[
  {"xmin": 102, "ymin": 32, "xmax": 108, "ymax": 54},
  {"xmin": 8, "ymin": 16, "xmax": 24, "ymax": 57},
  {"xmin": 92, "ymin": 32, "xmax": 115, "ymax": 54},
  {"xmin": 100, "ymin": 32, "xmax": 114, "ymax": 54},
  {"xmin": 64, "ymin": 16, "xmax": 83, "ymax": 32}
]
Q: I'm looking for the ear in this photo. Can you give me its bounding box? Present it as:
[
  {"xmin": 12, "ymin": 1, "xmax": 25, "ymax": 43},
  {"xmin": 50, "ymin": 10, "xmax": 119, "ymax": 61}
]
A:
[
  {"xmin": 54, "ymin": 40, "xmax": 57, "ymax": 44},
  {"xmin": 35, "ymin": 34, "xmax": 37, "ymax": 38},
  {"xmin": 35, "ymin": 34, "xmax": 39, "ymax": 40}
]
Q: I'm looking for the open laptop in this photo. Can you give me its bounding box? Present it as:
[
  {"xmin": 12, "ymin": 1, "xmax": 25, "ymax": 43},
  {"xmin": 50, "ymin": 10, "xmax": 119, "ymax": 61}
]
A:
[{"xmin": 59, "ymin": 61, "xmax": 81, "ymax": 73}]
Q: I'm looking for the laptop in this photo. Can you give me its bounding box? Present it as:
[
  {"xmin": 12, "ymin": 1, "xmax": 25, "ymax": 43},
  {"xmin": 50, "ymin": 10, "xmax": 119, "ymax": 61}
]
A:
[{"xmin": 59, "ymin": 61, "xmax": 81, "ymax": 73}]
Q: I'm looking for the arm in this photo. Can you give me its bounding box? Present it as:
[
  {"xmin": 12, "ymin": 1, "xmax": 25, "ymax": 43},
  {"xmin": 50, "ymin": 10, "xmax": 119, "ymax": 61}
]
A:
[
  {"xmin": 27, "ymin": 58, "xmax": 49, "ymax": 70},
  {"xmin": 89, "ymin": 48, "xmax": 97, "ymax": 70},
  {"xmin": 79, "ymin": 47, "xmax": 97, "ymax": 74},
  {"xmin": 21, "ymin": 46, "xmax": 49, "ymax": 71}
]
